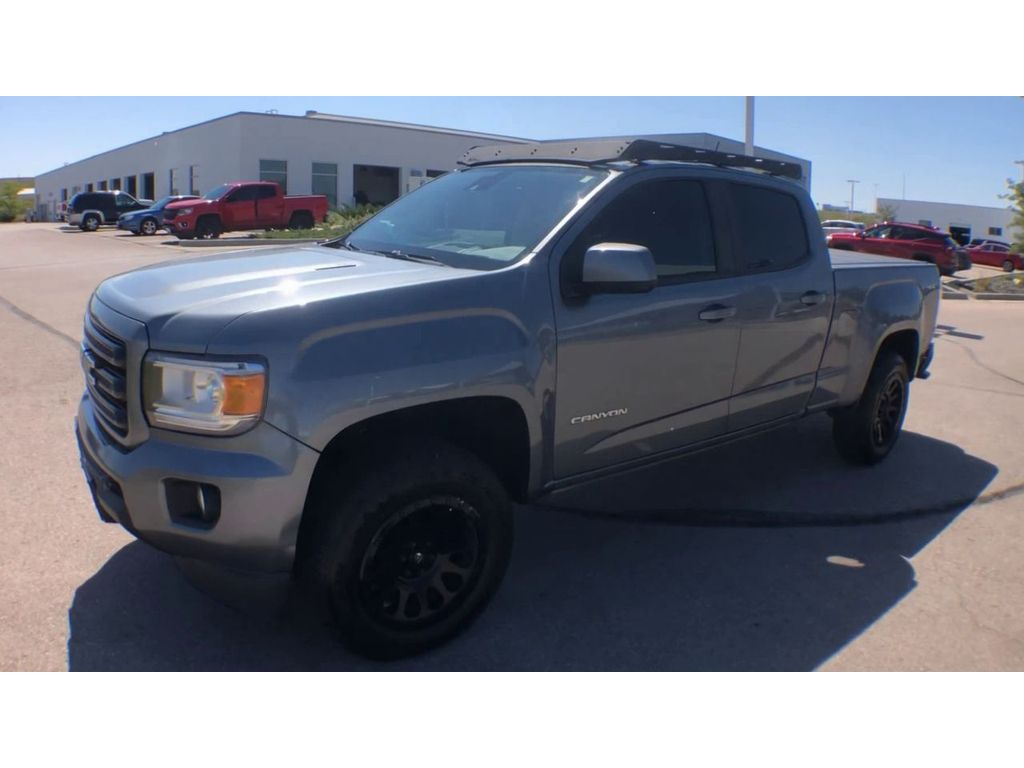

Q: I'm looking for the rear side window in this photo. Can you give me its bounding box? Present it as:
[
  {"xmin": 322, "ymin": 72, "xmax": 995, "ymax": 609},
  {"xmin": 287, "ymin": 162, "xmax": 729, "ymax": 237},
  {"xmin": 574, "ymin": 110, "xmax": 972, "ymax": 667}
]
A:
[
  {"xmin": 255, "ymin": 186, "xmax": 277, "ymax": 200},
  {"xmin": 566, "ymin": 179, "xmax": 718, "ymax": 283},
  {"xmin": 729, "ymin": 184, "xmax": 808, "ymax": 273}
]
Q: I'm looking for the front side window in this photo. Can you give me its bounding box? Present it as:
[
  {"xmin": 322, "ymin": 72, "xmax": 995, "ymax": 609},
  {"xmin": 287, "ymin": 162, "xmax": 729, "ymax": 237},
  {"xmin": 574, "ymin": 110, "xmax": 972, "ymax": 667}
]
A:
[
  {"xmin": 342, "ymin": 165, "xmax": 609, "ymax": 271},
  {"xmin": 729, "ymin": 183, "xmax": 809, "ymax": 273},
  {"xmin": 225, "ymin": 186, "xmax": 257, "ymax": 203},
  {"xmin": 565, "ymin": 178, "xmax": 718, "ymax": 282},
  {"xmin": 260, "ymin": 159, "xmax": 287, "ymax": 194}
]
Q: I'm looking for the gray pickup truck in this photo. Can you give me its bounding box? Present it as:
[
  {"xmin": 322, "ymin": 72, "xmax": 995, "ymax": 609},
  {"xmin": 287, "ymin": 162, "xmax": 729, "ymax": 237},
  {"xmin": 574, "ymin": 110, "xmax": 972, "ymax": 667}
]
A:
[{"xmin": 76, "ymin": 139, "xmax": 940, "ymax": 657}]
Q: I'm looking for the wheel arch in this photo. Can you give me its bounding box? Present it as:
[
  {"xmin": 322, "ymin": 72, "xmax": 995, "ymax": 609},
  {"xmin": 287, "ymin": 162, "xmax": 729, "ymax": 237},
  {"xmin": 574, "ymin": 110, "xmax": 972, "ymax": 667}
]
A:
[{"xmin": 295, "ymin": 396, "xmax": 532, "ymax": 575}]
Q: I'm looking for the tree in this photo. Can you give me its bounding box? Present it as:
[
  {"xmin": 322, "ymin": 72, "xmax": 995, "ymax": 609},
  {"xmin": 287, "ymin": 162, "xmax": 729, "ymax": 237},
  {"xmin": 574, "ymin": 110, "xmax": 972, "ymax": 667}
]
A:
[
  {"xmin": 0, "ymin": 182, "xmax": 29, "ymax": 222},
  {"xmin": 876, "ymin": 201, "xmax": 899, "ymax": 222},
  {"xmin": 1001, "ymin": 179, "xmax": 1024, "ymax": 253}
]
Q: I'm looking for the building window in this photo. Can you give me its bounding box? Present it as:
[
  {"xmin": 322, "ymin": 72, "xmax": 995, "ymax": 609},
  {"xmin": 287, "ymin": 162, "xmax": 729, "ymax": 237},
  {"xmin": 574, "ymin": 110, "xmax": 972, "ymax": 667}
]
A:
[
  {"xmin": 189, "ymin": 165, "xmax": 199, "ymax": 196},
  {"xmin": 426, "ymin": 169, "xmax": 447, "ymax": 178},
  {"xmin": 312, "ymin": 162, "xmax": 337, "ymax": 208},
  {"xmin": 86, "ymin": 183, "xmax": 94, "ymax": 192},
  {"xmin": 126, "ymin": 176, "xmax": 137, "ymax": 197},
  {"xmin": 109, "ymin": 178, "xmax": 119, "ymax": 191},
  {"xmin": 60, "ymin": 188, "xmax": 68, "ymax": 201},
  {"xmin": 989, "ymin": 226, "xmax": 1003, "ymax": 236},
  {"xmin": 169, "ymin": 169, "xmax": 179, "ymax": 195},
  {"xmin": 98, "ymin": 180, "xmax": 108, "ymax": 191},
  {"xmin": 259, "ymin": 159, "xmax": 287, "ymax": 194}
]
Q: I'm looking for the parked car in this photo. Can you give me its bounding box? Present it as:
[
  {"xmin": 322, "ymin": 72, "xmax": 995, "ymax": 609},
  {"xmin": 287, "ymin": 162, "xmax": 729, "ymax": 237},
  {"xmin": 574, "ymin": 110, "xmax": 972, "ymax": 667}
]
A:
[
  {"xmin": 117, "ymin": 195, "xmax": 200, "ymax": 236},
  {"xmin": 967, "ymin": 237, "xmax": 1010, "ymax": 249},
  {"xmin": 75, "ymin": 139, "xmax": 940, "ymax": 658},
  {"xmin": 67, "ymin": 191, "xmax": 154, "ymax": 231},
  {"xmin": 827, "ymin": 221, "xmax": 965, "ymax": 276},
  {"xmin": 820, "ymin": 219, "xmax": 865, "ymax": 238},
  {"xmin": 968, "ymin": 241, "xmax": 1023, "ymax": 272},
  {"xmin": 162, "ymin": 181, "xmax": 329, "ymax": 239}
]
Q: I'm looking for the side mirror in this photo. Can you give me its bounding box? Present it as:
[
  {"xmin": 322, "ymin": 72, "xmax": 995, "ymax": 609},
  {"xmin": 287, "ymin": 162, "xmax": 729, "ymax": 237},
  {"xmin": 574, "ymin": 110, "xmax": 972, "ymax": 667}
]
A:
[{"xmin": 580, "ymin": 243, "xmax": 657, "ymax": 294}]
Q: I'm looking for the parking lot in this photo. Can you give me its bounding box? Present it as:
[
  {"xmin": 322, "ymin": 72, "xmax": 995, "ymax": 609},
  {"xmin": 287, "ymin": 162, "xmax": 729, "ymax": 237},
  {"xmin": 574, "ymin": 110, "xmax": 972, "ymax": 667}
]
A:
[{"xmin": 1, "ymin": 221, "xmax": 1022, "ymax": 671}]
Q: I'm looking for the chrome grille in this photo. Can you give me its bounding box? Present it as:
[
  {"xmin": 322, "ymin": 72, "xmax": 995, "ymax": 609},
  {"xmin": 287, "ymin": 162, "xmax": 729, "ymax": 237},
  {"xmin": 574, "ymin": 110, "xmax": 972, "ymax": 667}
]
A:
[{"xmin": 82, "ymin": 311, "xmax": 128, "ymax": 437}]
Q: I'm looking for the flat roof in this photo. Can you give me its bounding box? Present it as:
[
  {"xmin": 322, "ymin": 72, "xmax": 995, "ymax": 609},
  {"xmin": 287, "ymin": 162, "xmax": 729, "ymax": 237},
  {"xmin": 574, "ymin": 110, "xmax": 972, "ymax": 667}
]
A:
[
  {"xmin": 878, "ymin": 197, "xmax": 1011, "ymax": 214},
  {"xmin": 36, "ymin": 110, "xmax": 531, "ymax": 178}
]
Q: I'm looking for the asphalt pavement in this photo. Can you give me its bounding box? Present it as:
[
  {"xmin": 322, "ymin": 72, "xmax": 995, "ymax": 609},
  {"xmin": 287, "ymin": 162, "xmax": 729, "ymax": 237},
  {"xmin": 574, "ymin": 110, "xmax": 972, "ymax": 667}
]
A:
[{"xmin": 1, "ymin": 222, "xmax": 1022, "ymax": 670}]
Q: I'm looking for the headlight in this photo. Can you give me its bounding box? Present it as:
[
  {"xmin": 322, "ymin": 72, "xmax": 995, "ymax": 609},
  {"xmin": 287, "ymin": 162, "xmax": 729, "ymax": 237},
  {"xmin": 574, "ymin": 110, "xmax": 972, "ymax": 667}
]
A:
[
  {"xmin": 178, "ymin": 207, "xmax": 194, "ymax": 216},
  {"xmin": 142, "ymin": 354, "xmax": 266, "ymax": 435}
]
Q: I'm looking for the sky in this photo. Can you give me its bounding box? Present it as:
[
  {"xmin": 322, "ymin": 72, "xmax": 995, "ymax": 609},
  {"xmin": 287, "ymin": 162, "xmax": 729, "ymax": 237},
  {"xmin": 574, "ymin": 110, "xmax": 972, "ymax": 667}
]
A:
[{"xmin": 1, "ymin": 96, "xmax": 1022, "ymax": 211}]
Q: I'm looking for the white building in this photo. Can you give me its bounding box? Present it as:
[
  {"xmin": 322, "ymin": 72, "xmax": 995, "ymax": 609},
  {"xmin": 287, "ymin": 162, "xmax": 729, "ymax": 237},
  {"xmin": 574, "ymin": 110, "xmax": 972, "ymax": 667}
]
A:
[
  {"xmin": 34, "ymin": 111, "xmax": 530, "ymax": 221},
  {"xmin": 877, "ymin": 197, "xmax": 1019, "ymax": 244},
  {"xmin": 33, "ymin": 110, "xmax": 812, "ymax": 221}
]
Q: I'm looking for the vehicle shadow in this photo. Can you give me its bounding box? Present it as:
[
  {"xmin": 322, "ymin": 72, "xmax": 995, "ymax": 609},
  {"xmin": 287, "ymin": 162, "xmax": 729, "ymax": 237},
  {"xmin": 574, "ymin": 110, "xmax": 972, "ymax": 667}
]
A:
[{"xmin": 67, "ymin": 415, "xmax": 998, "ymax": 670}]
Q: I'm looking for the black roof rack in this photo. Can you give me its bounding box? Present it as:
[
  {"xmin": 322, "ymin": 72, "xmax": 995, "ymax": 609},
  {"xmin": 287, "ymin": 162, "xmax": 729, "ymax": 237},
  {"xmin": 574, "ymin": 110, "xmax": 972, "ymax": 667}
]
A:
[{"xmin": 459, "ymin": 138, "xmax": 804, "ymax": 181}]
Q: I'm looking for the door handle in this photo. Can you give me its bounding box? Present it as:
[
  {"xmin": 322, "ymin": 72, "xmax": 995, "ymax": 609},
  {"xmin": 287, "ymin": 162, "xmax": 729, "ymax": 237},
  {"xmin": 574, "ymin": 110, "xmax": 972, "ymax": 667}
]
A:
[
  {"xmin": 800, "ymin": 291, "xmax": 826, "ymax": 306},
  {"xmin": 698, "ymin": 304, "xmax": 736, "ymax": 322}
]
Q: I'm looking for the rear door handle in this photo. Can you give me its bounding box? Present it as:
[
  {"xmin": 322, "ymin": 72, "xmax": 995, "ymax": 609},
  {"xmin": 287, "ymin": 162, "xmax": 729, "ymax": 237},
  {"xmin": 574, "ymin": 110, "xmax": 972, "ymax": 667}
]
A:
[
  {"xmin": 800, "ymin": 291, "xmax": 826, "ymax": 306},
  {"xmin": 698, "ymin": 304, "xmax": 736, "ymax": 322}
]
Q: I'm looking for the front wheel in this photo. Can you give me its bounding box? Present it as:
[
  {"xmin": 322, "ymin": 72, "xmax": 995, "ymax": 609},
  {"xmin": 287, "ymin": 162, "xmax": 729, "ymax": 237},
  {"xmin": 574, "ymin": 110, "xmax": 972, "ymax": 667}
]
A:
[
  {"xmin": 195, "ymin": 218, "xmax": 222, "ymax": 239},
  {"xmin": 832, "ymin": 351, "xmax": 909, "ymax": 465},
  {"xmin": 303, "ymin": 438, "xmax": 514, "ymax": 659},
  {"xmin": 140, "ymin": 217, "xmax": 158, "ymax": 236}
]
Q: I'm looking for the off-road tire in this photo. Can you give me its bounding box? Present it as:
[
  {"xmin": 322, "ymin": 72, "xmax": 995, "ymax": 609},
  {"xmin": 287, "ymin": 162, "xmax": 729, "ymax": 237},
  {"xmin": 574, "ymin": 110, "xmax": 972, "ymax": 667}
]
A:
[
  {"xmin": 302, "ymin": 437, "xmax": 514, "ymax": 659},
  {"xmin": 195, "ymin": 217, "xmax": 222, "ymax": 240},
  {"xmin": 288, "ymin": 211, "xmax": 314, "ymax": 230},
  {"xmin": 832, "ymin": 350, "xmax": 910, "ymax": 465}
]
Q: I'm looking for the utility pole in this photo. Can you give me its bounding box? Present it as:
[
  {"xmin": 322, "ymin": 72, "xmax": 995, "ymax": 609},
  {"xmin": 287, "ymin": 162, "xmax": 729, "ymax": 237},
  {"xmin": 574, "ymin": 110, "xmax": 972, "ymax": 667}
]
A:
[
  {"xmin": 846, "ymin": 179, "xmax": 860, "ymax": 213},
  {"xmin": 745, "ymin": 97, "xmax": 754, "ymax": 157}
]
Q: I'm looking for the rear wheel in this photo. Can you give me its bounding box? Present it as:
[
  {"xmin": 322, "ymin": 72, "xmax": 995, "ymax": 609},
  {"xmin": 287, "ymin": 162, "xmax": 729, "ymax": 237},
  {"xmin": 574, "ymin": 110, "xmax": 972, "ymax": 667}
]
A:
[
  {"xmin": 81, "ymin": 214, "xmax": 100, "ymax": 232},
  {"xmin": 140, "ymin": 217, "xmax": 158, "ymax": 236},
  {"xmin": 303, "ymin": 438, "xmax": 514, "ymax": 659},
  {"xmin": 288, "ymin": 211, "xmax": 314, "ymax": 230},
  {"xmin": 832, "ymin": 351, "xmax": 909, "ymax": 465},
  {"xmin": 1003, "ymin": 259, "xmax": 1014, "ymax": 273}
]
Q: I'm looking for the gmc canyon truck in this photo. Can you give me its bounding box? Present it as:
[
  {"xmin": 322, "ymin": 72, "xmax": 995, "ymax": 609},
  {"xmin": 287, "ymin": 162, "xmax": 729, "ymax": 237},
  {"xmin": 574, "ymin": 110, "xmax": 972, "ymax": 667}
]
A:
[
  {"xmin": 75, "ymin": 139, "xmax": 940, "ymax": 658},
  {"xmin": 163, "ymin": 181, "xmax": 329, "ymax": 239}
]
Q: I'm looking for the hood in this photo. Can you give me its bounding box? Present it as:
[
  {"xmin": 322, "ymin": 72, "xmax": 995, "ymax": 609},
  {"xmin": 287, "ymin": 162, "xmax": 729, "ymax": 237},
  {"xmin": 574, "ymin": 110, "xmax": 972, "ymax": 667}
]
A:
[
  {"xmin": 95, "ymin": 244, "xmax": 475, "ymax": 353},
  {"xmin": 166, "ymin": 198, "xmax": 213, "ymax": 211}
]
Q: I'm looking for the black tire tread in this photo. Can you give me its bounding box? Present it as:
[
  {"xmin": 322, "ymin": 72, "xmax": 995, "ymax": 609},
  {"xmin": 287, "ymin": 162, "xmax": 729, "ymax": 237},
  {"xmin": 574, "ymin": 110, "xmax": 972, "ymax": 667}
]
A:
[
  {"xmin": 832, "ymin": 351, "xmax": 909, "ymax": 466},
  {"xmin": 303, "ymin": 436, "xmax": 513, "ymax": 659}
]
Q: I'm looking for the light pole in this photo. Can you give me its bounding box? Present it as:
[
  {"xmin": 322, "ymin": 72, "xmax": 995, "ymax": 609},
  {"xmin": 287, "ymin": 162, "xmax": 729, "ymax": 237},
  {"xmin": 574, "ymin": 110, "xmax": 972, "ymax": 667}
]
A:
[
  {"xmin": 745, "ymin": 97, "xmax": 755, "ymax": 156},
  {"xmin": 846, "ymin": 179, "xmax": 860, "ymax": 213}
]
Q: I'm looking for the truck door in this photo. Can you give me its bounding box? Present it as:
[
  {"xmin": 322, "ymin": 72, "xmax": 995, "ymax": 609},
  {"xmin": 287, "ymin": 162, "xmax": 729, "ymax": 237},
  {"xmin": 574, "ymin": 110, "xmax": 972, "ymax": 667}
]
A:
[
  {"xmin": 550, "ymin": 173, "xmax": 743, "ymax": 479},
  {"xmin": 722, "ymin": 181, "xmax": 834, "ymax": 431},
  {"xmin": 221, "ymin": 186, "xmax": 257, "ymax": 230},
  {"xmin": 254, "ymin": 184, "xmax": 284, "ymax": 228}
]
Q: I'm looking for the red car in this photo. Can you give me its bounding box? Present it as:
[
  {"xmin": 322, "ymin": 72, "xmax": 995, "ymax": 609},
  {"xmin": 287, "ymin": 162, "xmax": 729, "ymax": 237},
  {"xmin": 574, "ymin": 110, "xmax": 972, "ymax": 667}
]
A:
[
  {"xmin": 828, "ymin": 221, "xmax": 963, "ymax": 276},
  {"xmin": 967, "ymin": 241, "xmax": 1022, "ymax": 272},
  {"xmin": 163, "ymin": 181, "xmax": 329, "ymax": 240}
]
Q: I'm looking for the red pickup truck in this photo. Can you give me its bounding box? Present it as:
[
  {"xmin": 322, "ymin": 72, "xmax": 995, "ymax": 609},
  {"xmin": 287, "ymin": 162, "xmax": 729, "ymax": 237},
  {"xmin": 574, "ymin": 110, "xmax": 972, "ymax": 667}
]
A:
[{"xmin": 163, "ymin": 181, "xmax": 329, "ymax": 239}]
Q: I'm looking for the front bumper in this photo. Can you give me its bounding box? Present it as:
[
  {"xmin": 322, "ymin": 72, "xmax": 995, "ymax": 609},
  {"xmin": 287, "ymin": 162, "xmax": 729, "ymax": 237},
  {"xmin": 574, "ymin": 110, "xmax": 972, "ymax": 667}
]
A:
[{"xmin": 75, "ymin": 394, "xmax": 320, "ymax": 573}]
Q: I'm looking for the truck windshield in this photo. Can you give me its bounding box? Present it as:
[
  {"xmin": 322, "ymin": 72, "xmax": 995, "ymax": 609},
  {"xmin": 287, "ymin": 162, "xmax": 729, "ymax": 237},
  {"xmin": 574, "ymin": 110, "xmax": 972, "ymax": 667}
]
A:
[
  {"xmin": 203, "ymin": 184, "xmax": 233, "ymax": 200},
  {"xmin": 333, "ymin": 165, "xmax": 610, "ymax": 271}
]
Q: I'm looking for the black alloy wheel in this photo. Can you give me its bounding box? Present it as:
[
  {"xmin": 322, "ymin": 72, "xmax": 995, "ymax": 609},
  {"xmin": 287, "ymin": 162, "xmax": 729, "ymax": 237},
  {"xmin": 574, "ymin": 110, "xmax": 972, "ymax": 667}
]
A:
[
  {"xmin": 357, "ymin": 496, "xmax": 482, "ymax": 627},
  {"xmin": 871, "ymin": 372, "xmax": 905, "ymax": 449}
]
